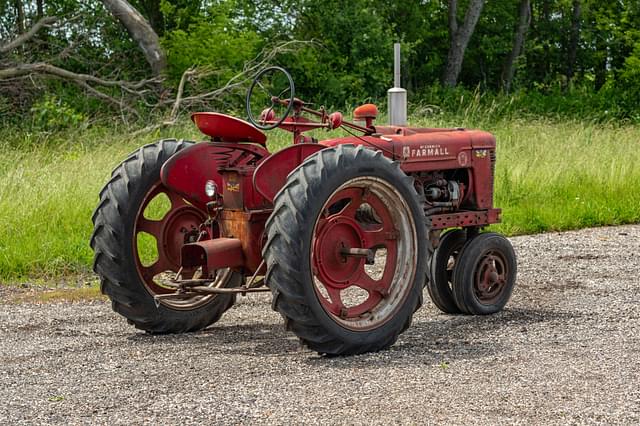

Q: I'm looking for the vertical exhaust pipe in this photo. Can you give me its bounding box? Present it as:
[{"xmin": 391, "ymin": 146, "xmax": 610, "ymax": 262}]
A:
[{"xmin": 388, "ymin": 43, "xmax": 407, "ymax": 126}]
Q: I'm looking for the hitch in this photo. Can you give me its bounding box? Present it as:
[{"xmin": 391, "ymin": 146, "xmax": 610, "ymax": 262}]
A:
[
  {"xmin": 153, "ymin": 260, "xmax": 270, "ymax": 306},
  {"xmin": 153, "ymin": 278, "xmax": 270, "ymax": 306},
  {"xmin": 180, "ymin": 238, "xmax": 245, "ymax": 276}
]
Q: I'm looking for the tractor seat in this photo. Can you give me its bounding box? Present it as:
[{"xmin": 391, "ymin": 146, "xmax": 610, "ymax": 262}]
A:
[
  {"xmin": 191, "ymin": 112, "xmax": 267, "ymax": 146},
  {"xmin": 353, "ymin": 104, "xmax": 378, "ymax": 127}
]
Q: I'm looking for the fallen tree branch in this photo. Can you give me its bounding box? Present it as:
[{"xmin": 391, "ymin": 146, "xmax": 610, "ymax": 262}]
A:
[
  {"xmin": 0, "ymin": 62, "xmax": 157, "ymax": 119},
  {"xmin": 0, "ymin": 62, "xmax": 159, "ymax": 88},
  {"xmin": 101, "ymin": 0, "xmax": 166, "ymax": 76},
  {"xmin": 77, "ymin": 80, "xmax": 140, "ymax": 119},
  {"xmin": 130, "ymin": 67, "xmax": 195, "ymax": 136},
  {"xmin": 131, "ymin": 40, "xmax": 315, "ymax": 136},
  {"xmin": 0, "ymin": 16, "xmax": 58, "ymax": 54},
  {"xmin": 169, "ymin": 67, "xmax": 195, "ymax": 119},
  {"xmin": 159, "ymin": 40, "xmax": 314, "ymax": 106},
  {"xmin": 2, "ymin": 39, "xmax": 314, "ymax": 130}
]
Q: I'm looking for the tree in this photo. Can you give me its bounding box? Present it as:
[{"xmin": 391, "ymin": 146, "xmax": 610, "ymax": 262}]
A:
[
  {"xmin": 13, "ymin": 0, "xmax": 24, "ymax": 33},
  {"xmin": 502, "ymin": 0, "xmax": 531, "ymax": 92},
  {"xmin": 101, "ymin": 0, "xmax": 166, "ymax": 76},
  {"xmin": 133, "ymin": 0, "xmax": 164, "ymax": 35},
  {"xmin": 566, "ymin": 0, "xmax": 581, "ymax": 84},
  {"xmin": 443, "ymin": 0, "xmax": 485, "ymax": 87}
]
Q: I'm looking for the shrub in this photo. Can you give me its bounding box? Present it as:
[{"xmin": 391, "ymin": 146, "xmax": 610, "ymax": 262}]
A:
[{"xmin": 29, "ymin": 95, "xmax": 86, "ymax": 131}]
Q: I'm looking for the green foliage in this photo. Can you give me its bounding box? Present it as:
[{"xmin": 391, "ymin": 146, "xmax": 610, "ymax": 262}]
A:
[
  {"xmin": 3, "ymin": 0, "xmax": 640, "ymax": 121},
  {"xmin": 29, "ymin": 95, "xmax": 87, "ymax": 131},
  {"xmin": 280, "ymin": 0, "xmax": 396, "ymax": 106},
  {"xmin": 489, "ymin": 120, "xmax": 640, "ymax": 235},
  {"xmin": 3, "ymin": 0, "xmax": 640, "ymax": 284},
  {"xmin": 161, "ymin": 1, "xmax": 262, "ymax": 93},
  {"xmin": 0, "ymin": 94, "xmax": 10, "ymax": 116},
  {"xmin": 158, "ymin": 0, "xmax": 204, "ymax": 31},
  {"xmin": 412, "ymin": 83, "xmax": 640, "ymax": 124},
  {"xmin": 615, "ymin": 43, "xmax": 640, "ymax": 121},
  {"xmin": 1, "ymin": 115, "xmax": 639, "ymax": 281}
]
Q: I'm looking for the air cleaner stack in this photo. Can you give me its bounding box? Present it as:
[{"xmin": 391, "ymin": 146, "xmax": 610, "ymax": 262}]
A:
[{"xmin": 388, "ymin": 43, "xmax": 407, "ymax": 126}]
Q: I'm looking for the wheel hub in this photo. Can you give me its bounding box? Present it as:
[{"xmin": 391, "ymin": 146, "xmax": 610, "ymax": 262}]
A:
[
  {"xmin": 313, "ymin": 216, "xmax": 365, "ymax": 288},
  {"xmin": 475, "ymin": 253, "xmax": 506, "ymax": 303},
  {"xmin": 161, "ymin": 206, "xmax": 205, "ymax": 269}
]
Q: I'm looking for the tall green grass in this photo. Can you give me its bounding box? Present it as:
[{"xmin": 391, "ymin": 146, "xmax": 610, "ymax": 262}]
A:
[
  {"xmin": 0, "ymin": 116, "xmax": 638, "ymax": 282},
  {"xmin": 489, "ymin": 120, "xmax": 640, "ymax": 234}
]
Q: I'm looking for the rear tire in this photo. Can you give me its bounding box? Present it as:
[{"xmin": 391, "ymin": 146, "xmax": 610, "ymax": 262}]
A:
[
  {"xmin": 452, "ymin": 233, "xmax": 517, "ymax": 315},
  {"xmin": 90, "ymin": 139, "xmax": 239, "ymax": 333},
  {"xmin": 263, "ymin": 145, "xmax": 429, "ymax": 355}
]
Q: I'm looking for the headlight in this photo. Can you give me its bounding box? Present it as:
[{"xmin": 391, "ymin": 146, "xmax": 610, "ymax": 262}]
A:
[{"xmin": 204, "ymin": 180, "xmax": 218, "ymax": 198}]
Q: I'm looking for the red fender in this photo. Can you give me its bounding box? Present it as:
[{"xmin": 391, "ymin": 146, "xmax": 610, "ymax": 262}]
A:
[
  {"xmin": 253, "ymin": 144, "xmax": 326, "ymax": 203},
  {"xmin": 161, "ymin": 142, "xmax": 270, "ymax": 210}
]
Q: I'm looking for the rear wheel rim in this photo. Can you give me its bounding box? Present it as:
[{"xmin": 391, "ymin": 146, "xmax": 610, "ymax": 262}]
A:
[
  {"xmin": 311, "ymin": 177, "xmax": 418, "ymax": 331},
  {"xmin": 133, "ymin": 183, "xmax": 228, "ymax": 310}
]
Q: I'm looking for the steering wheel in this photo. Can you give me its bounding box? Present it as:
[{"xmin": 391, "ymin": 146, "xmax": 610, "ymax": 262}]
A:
[{"xmin": 246, "ymin": 66, "xmax": 295, "ymax": 130}]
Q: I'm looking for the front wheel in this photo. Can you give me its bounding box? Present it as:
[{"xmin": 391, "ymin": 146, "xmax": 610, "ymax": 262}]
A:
[
  {"xmin": 90, "ymin": 139, "xmax": 240, "ymax": 333},
  {"xmin": 263, "ymin": 145, "xmax": 429, "ymax": 355},
  {"xmin": 427, "ymin": 229, "xmax": 467, "ymax": 314},
  {"xmin": 452, "ymin": 233, "xmax": 517, "ymax": 315}
]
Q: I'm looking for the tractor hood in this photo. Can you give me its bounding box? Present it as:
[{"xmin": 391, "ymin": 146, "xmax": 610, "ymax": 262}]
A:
[{"xmin": 320, "ymin": 128, "xmax": 495, "ymax": 163}]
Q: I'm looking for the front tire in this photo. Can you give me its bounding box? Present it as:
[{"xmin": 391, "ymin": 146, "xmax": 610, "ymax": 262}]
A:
[
  {"xmin": 90, "ymin": 139, "xmax": 239, "ymax": 333},
  {"xmin": 263, "ymin": 145, "xmax": 429, "ymax": 355},
  {"xmin": 427, "ymin": 229, "xmax": 467, "ymax": 314},
  {"xmin": 452, "ymin": 233, "xmax": 517, "ymax": 315}
]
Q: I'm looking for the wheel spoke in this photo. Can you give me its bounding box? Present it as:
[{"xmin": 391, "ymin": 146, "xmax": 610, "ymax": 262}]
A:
[
  {"xmin": 327, "ymin": 187, "xmax": 364, "ymax": 219},
  {"xmin": 361, "ymin": 226, "xmax": 391, "ymax": 249},
  {"xmin": 346, "ymin": 274, "xmax": 383, "ymax": 317},
  {"xmin": 323, "ymin": 284, "xmax": 346, "ymax": 316},
  {"xmin": 354, "ymin": 273, "xmax": 386, "ymax": 295},
  {"xmin": 256, "ymin": 79, "xmax": 272, "ymax": 98},
  {"xmin": 137, "ymin": 217, "xmax": 163, "ymax": 238},
  {"xmin": 364, "ymin": 195, "xmax": 395, "ymax": 229},
  {"xmin": 353, "ymin": 193, "xmax": 397, "ymax": 249},
  {"xmin": 140, "ymin": 258, "xmax": 170, "ymax": 281},
  {"xmin": 318, "ymin": 278, "xmax": 382, "ymax": 319},
  {"xmin": 359, "ymin": 246, "xmax": 397, "ymax": 295},
  {"xmin": 277, "ymin": 86, "xmax": 291, "ymax": 99},
  {"xmin": 355, "ymin": 266, "xmax": 394, "ymax": 298},
  {"xmin": 166, "ymin": 190, "xmax": 187, "ymax": 210}
]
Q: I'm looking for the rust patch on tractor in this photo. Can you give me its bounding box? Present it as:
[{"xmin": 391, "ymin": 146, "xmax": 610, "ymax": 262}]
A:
[{"xmin": 219, "ymin": 209, "xmax": 271, "ymax": 274}]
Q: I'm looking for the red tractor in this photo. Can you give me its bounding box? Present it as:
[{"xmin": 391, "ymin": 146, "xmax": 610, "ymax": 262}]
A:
[{"xmin": 91, "ymin": 67, "xmax": 517, "ymax": 356}]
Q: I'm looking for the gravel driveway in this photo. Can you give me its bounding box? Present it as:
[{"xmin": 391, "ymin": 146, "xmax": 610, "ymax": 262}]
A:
[{"xmin": 1, "ymin": 225, "xmax": 639, "ymax": 425}]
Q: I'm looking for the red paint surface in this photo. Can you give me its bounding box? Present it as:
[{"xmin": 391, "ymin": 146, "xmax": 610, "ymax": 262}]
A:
[
  {"xmin": 160, "ymin": 142, "xmax": 269, "ymax": 210},
  {"xmin": 166, "ymin": 109, "xmax": 502, "ymax": 275},
  {"xmin": 181, "ymin": 238, "xmax": 244, "ymax": 275},
  {"xmin": 253, "ymin": 144, "xmax": 326, "ymax": 202},
  {"xmin": 191, "ymin": 112, "xmax": 267, "ymax": 145}
]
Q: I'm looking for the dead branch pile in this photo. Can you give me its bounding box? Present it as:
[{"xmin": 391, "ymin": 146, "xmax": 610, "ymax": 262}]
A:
[{"xmin": 0, "ymin": 14, "xmax": 310, "ymax": 131}]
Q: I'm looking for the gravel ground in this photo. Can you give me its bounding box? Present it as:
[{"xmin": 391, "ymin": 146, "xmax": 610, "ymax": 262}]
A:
[{"xmin": 1, "ymin": 225, "xmax": 639, "ymax": 425}]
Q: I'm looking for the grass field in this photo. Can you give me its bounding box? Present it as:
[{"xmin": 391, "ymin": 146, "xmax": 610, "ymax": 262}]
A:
[{"xmin": 1, "ymin": 116, "xmax": 639, "ymax": 282}]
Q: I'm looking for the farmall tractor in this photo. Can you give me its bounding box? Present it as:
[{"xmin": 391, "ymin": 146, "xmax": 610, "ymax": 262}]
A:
[{"xmin": 91, "ymin": 67, "xmax": 517, "ymax": 356}]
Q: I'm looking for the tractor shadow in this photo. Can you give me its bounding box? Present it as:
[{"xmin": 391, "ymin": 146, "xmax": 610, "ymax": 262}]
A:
[
  {"xmin": 127, "ymin": 321, "xmax": 300, "ymax": 356},
  {"xmin": 305, "ymin": 306, "xmax": 576, "ymax": 367},
  {"xmin": 126, "ymin": 305, "xmax": 573, "ymax": 362}
]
